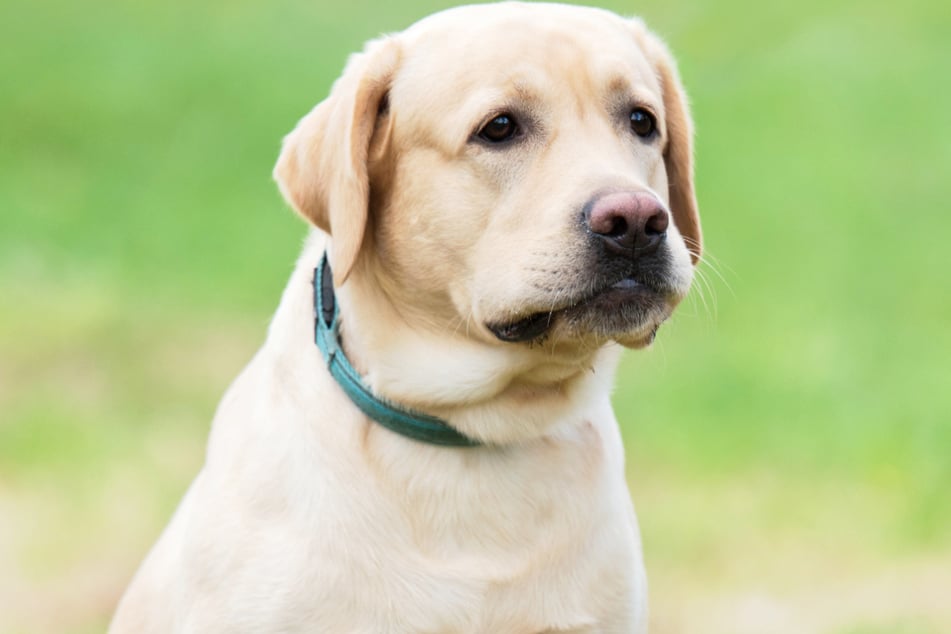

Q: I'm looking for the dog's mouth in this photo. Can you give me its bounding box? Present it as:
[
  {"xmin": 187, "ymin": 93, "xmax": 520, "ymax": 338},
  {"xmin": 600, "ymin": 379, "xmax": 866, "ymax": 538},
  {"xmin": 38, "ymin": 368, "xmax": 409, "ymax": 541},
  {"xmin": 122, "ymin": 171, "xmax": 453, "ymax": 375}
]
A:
[{"xmin": 487, "ymin": 275, "xmax": 671, "ymax": 344}]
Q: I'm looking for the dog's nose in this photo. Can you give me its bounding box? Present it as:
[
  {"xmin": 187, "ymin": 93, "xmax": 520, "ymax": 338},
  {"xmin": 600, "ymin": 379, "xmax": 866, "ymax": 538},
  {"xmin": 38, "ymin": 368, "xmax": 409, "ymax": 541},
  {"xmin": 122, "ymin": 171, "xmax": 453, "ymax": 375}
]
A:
[{"xmin": 585, "ymin": 191, "xmax": 669, "ymax": 257}]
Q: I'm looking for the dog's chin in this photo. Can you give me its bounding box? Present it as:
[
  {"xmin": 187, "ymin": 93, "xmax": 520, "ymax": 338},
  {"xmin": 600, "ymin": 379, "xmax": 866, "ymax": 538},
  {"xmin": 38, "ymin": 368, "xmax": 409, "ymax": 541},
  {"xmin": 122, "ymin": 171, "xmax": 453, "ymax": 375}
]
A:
[{"xmin": 487, "ymin": 278, "xmax": 676, "ymax": 347}]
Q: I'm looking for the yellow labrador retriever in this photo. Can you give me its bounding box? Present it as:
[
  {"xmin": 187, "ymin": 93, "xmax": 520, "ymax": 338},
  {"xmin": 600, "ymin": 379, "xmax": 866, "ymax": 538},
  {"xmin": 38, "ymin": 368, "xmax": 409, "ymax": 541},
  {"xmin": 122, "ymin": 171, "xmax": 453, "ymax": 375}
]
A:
[{"xmin": 111, "ymin": 3, "xmax": 701, "ymax": 632}]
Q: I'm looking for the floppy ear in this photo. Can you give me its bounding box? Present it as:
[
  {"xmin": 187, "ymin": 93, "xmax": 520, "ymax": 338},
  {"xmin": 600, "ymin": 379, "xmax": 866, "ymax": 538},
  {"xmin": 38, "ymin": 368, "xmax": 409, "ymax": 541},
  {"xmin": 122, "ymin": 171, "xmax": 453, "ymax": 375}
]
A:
[
  {"xmin": 631, "ymin": 24, "xmax": 702, "ymax": 264},
  {"xmin": 273, "ymin": 37, "xmax": 400, "ymax": 284}
]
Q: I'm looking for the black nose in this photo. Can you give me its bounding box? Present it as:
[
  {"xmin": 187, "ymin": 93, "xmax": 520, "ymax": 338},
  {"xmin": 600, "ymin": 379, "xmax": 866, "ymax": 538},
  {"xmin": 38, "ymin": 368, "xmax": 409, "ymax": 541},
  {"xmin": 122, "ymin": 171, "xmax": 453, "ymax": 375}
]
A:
[{"xmin": 585, "ymin": 191, "xmax": 669, "ymax": 258}]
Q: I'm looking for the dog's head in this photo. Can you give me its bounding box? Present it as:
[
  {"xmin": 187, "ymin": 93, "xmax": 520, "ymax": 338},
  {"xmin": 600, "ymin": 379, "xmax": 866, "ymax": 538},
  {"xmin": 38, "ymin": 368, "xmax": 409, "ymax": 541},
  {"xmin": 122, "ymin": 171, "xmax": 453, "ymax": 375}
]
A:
[{"xmin": 275, "ymin": 3, "xmax": 700, "ymax": 432}]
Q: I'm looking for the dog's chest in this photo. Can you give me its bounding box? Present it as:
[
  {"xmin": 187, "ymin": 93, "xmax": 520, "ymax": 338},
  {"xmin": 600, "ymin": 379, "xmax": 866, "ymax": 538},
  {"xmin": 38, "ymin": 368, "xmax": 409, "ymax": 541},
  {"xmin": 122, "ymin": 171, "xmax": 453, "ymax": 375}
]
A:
[{"xmin": 268, "ymin": 424, "xmax": 640, "ymax": 631}]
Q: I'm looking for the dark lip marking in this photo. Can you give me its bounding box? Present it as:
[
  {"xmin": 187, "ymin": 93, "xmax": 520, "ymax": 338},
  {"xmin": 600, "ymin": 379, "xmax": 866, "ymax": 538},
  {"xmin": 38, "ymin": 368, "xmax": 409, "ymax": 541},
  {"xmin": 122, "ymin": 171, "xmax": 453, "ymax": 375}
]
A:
[{"xmin": 488, "ymin": 311, "xmax": 554, "ymax": 343}]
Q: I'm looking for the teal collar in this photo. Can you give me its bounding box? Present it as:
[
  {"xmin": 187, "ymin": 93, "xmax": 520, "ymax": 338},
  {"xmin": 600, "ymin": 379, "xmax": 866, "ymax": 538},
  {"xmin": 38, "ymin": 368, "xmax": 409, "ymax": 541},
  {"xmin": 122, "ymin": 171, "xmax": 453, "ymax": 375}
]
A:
[{"xmin": 313, "ymin": 253, "xmax": 479, "ymax": 448}]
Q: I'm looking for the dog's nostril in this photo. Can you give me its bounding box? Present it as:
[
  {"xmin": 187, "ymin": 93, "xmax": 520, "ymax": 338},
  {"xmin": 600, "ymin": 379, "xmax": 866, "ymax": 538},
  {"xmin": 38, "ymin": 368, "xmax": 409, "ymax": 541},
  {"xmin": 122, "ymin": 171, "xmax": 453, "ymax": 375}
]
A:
[
  {"xmin": 608, "ymin": 217, "xmax": 629, "ymax": 239},
  {"xmin": 645, "ymin": 210, "xmax": 669, "ymax": 237}
]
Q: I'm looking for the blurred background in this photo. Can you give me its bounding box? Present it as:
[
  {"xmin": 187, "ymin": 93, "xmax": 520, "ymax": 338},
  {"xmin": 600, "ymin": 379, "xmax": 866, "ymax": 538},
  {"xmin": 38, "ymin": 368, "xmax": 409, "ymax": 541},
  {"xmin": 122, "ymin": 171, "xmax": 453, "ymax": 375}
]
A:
[{"xmin": 1, "ymin": 0, "xmax": 949, "ymax": 631}]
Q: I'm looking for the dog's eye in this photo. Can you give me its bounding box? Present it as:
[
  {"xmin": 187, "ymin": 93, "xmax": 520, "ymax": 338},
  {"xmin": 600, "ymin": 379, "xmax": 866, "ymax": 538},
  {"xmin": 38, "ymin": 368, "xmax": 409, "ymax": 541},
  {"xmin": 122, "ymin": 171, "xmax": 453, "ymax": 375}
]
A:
[
  {"xmin": 630, "ymin": 108, "xmax": 656, "ymax": 138},
  {"xmin": 478, "ymin": 114, "xmax": 519, "ymax": 143}
]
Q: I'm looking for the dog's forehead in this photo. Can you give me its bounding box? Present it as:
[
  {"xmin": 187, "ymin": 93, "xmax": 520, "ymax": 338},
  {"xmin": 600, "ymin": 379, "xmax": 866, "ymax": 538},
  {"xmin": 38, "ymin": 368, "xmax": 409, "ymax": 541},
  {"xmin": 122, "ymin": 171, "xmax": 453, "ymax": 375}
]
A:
[
  {"xmin": 402, "ymin": 2, "xmax": 632, "ymax": 42},
  {"xmin": 392, "ymin": 3, "xmax": 659, "ymax": 114}
]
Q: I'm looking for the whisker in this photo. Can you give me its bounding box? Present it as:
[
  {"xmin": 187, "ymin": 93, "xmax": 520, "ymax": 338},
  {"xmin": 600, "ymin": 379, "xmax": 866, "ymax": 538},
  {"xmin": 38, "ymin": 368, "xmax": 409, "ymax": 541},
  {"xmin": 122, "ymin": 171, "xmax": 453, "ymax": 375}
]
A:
[
  {"xmin": 693, "ymin": 267, "xmax": 718, "ymax": 320},
  {"xmin": 693, "ymin": 246, "xmax": 736, "ymax": 300}
]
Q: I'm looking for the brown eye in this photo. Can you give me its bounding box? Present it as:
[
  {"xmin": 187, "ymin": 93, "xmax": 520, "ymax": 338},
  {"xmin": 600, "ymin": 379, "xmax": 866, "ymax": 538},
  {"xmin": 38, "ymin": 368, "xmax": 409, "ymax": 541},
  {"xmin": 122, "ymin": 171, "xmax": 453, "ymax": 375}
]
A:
[
  {"xmin": 630, "ymin": 108, "xmax": 656, "ymax": 138},
  {"xmin": 479, "ymin": 114, "xmax": 519, "ymax": 143}
]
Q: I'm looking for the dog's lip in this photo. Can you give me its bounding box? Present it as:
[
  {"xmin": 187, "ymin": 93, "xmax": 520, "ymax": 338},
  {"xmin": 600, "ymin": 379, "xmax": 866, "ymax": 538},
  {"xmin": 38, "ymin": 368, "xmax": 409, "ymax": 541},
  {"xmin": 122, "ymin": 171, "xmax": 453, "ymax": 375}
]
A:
[
  {"xmin": 487, "ymin": 275, "xmax": 661, "ymax": 343},
  {"xmin": 487, "ymin": 312, "xmax": 555, "ymax": 343}
]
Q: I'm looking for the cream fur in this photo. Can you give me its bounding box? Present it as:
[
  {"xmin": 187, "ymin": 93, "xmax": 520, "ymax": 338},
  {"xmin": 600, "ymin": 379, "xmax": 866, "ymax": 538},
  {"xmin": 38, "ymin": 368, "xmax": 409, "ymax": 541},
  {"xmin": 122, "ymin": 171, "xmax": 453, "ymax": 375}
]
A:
[{"xmin": 111, "ymin": 3, "xmax": 700, "ymax": 632}]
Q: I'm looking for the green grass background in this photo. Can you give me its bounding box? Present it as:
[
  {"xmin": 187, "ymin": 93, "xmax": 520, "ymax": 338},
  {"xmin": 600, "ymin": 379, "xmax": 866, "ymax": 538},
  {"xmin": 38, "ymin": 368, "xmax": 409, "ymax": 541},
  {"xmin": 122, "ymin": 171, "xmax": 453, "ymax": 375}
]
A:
[{"xmin": 1, "ymin": 0, "xmax": 949, "ymax": 631}]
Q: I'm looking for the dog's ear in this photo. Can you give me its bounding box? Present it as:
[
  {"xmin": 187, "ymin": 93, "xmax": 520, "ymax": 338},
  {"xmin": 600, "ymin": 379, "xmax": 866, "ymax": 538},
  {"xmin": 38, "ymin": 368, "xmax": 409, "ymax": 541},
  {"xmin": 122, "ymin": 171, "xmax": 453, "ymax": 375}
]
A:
[
  {"xmin": 631, "ymin": 23, "xmax": 702, "ymax": 264},
  {"xmin": 274, "ymin": 37, "xmax": 400, "ymax": 284}
]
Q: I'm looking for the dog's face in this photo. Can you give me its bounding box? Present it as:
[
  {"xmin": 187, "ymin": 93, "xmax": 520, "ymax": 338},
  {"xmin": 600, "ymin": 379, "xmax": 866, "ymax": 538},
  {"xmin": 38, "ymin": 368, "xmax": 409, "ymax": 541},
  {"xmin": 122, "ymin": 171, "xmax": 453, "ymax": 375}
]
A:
[{"xmin": 276, "ymin": 3, "xmax": 700, "ymax": 358}]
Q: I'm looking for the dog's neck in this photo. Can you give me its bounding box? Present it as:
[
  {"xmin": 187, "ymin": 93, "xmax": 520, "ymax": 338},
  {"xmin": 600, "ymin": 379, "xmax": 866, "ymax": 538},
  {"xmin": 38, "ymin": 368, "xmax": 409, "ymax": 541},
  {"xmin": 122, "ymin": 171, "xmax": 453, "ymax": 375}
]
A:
[
  {"xmin": 313, "ymin": 251, "xmax": 479, "ymax": 447},
  {"xmin": 271, "ymin": 232, "xmax": 623, "ymax": 445}
]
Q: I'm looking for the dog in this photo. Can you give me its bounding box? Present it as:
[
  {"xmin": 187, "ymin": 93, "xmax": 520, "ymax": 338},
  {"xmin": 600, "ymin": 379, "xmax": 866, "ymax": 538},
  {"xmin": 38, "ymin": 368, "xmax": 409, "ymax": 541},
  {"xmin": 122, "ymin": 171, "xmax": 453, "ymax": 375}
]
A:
[{"xmin": 110, "ymin": 2, "xmax": 701, "ymax": 632}]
